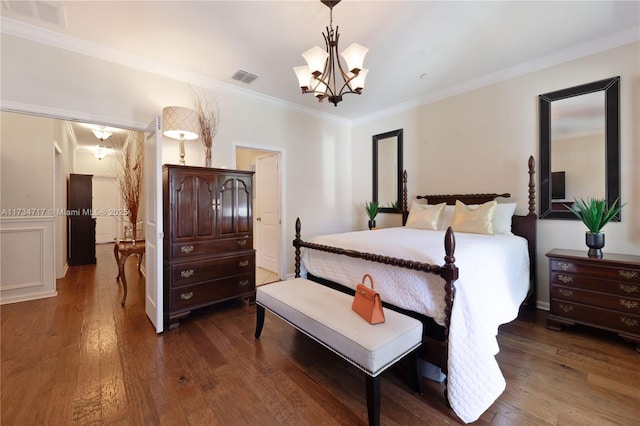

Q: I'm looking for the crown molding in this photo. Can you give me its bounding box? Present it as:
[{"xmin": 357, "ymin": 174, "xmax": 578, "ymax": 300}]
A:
[
  {"xmin": 353, "ymin": 26, "xmax": 640, "ymax": 125},
  {"xmin": 0, "ymin": 17, "xmax": 351, "ymax": 127},
  {"xmin": 3, "ymin": 16, "xmax": 637, "ymax": 127}
]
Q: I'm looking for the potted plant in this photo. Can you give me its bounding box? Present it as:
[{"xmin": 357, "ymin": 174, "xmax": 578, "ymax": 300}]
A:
[
  {"xmin": 566, "ymin": 197, "xmax": 625, "ymax": 258},
  {"xmin": 365, "ymin": 201, "xmax": 379, "ymax": 230}
]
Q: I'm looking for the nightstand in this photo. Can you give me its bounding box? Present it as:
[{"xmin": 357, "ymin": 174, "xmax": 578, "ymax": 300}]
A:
[{"xmin": 546, "ymin": 249, "xmax": 640, "ymax": 351}]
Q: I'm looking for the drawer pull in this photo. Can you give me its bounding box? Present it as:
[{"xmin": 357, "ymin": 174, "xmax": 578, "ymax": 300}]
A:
[
  {"xmin": 557, "ymin": 262, "xmax": 572, "ymax": 271},
  {"xmin": 180, "ymin": 269, "xmax": 194, "ymax": 278},
  {"xmin": 237, "ymin": 240, "xmax": 247, "ymax": 246},
  {"xmin": 180, "ymin": 291, "xmax": 194, "ymax": 300},
  {"xmin": 620, "ymin": 300, "xmax": 639, "ymax": 310},
  {"xmin": 238, "ymin": 260, "xmax": 249, "ymax": 267},
  {"xmin": 558, "ymin": 275, "xmax": 573, "ymax": 284},
  {"xmin": 558, "ymin": 288, "xmax": 574, "ymax": 297},
  {"xmin": 558, "ymin": 303, "xmax": 573, "ymax": 313},
  {"xmin": 239, "ymin": 280, "xmax": 250, "ymax": 286},
  {"xmin": 619, "ymin": 284, "xmax": 639, "ymax": 294},
  {"xmin": 181, "ymin": 245, "xmax": 194, "ymax": 254},
  {"xmin": 620, "ymin": 317, "xmax": 639, "ymax": 327},
  {"xmin": 619, "ymin": 270, "xmax": 639, "ymax": 280}
]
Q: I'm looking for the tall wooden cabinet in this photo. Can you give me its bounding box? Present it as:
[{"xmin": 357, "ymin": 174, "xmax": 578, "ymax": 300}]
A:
[
  {"xmin": 163, "ymin": 165, "xmax": 255, "ymax": 329},
  {"xmin": 68, "ymin": 173, "xmax": 96, "ymax": 266}
]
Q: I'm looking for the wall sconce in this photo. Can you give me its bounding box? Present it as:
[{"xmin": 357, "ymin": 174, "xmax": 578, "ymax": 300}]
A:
[{"xmin": 162, "ymin": 106, "xmax": 200, "ymax": 165}]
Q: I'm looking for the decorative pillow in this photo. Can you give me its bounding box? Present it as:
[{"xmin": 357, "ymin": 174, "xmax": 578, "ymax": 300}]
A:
[
  {"xmin": 439, "ymin": 202, "xmax": 516, "ymax": 234},
  {"xmin": 490, "ymin": 202, "xmax": 517, "ymax": 234},
  {"xmin": 450, "ymin": 200, "xmax": 497, "ymax": 235},
  {"xmin": 406, "ymin": 202, "xmax": 446, "ymax": 230}
]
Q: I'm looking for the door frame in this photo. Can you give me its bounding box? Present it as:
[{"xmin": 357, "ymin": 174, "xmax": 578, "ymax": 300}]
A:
[{"xmin": 232, "ymin": 141, "xmax": 286, "ymax": 281}]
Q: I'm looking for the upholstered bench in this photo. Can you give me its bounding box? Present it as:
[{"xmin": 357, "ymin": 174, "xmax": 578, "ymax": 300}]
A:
[{"xmin": 255, "ymin": 278, "xmax": 423, "ymax": 426}]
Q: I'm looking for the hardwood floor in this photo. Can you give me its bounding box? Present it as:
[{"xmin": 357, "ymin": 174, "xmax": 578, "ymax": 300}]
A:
[{"xmin": 1, "ymin": 244, "xmax": 638, "ymax": 425}]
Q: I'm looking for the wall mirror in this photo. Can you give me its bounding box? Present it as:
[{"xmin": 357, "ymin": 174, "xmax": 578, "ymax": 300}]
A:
[
  {"xmin": 373, "ymin": 129, "xmax": 403, "ymax": 213},
  {"xmin": 539, "ymin": 76, "xmax": 620, "ymax": 220}
]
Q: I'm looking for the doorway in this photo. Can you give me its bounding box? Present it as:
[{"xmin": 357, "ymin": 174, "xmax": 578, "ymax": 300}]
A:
[{"xmin": 235, "ymin": 146, "xmax": 283, "ymax": 286}]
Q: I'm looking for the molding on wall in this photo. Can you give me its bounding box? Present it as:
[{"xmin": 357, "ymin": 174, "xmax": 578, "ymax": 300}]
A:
[{"xmin": 0, "ymin": 216, "xmax": 57, "ymax": 304}]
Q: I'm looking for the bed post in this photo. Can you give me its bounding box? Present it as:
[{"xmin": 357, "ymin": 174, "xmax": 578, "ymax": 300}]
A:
[
  {"xmin": 294, "ymin": 218, "xmax": 302, "ymax": 278},
  {"xmin": 402, "ymin": 170, "xmax": 409, "ymax": 225},
  {"xmin": 441, "ymin": 227, "xmax": 459, "ymax": 342}
]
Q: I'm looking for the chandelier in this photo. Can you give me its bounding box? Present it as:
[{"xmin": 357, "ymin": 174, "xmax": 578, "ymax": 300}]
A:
[{"xmin": 293, "ymin": 0, "xmax": 368, "ymax": 107}]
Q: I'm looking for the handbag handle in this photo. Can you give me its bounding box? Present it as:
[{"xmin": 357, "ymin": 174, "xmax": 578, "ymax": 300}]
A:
[{"xmin": 361, "ymin": 274, "xmax": 375, "ymax": 290}]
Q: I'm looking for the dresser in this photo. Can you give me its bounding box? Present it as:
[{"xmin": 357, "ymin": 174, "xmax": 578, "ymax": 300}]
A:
[
  {"xmin": 162, "ymin": 165, "xmax": 255, "ymax": 329},
  {"xmin": 546, "ymin": 249, "xmax": 640, "ymax": 351},
  {"xmin": 68, "ymin": 173, "xmax": 96, "ymax": 266}
]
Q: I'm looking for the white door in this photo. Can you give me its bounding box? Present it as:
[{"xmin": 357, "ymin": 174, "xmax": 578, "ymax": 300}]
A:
[
  {"xmin": 255, "ymin": 153, "xmax": 280, "ymax": 274},
  {"xmin": 92, "ymin": 176, "xmax": 120, "ymax": 243},
  {"xmin": 144, "ymin": 117, "xmax": 163, "ymax": 333}
]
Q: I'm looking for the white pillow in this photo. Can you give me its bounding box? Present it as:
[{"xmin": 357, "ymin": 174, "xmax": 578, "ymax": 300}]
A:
[
  {"xmin": 406, "ymin": 202, "xmax": 446, "ymax": 230},
  {"xmin": 439, "ymin": 202, "xmax": 516, "ymax": 234}
]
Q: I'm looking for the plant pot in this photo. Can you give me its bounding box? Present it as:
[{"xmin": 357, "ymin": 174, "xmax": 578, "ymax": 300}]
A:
[
  {"xmin": 586, "ymin": 232, "xmax": 605, "ymax": 258},
  {"xmin": 368, "ymin": 219, "xmax": 376, "ymax": 230}
]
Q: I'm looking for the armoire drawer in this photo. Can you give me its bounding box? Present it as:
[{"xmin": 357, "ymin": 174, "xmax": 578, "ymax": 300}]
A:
[
  {"xmin": 549, "ymin": 300, "xmax": 640, "ymax": 336},
  {"xmin": 171, "ymin": 273, "xmax": 255, "ymax": 312},
  {"xmin": 171, "ymin": 236, "xmax": 252, "ymax": 259},
  {"xmin": 550, "ymin": 285, "xmax": 640, "ymax": 315},
  {"xmin": 170, "ymin": 254, "xmax": 255, "ymax": 287}
]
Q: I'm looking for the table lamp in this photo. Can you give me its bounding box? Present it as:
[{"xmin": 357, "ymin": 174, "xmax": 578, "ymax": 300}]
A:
[{"xmin": 162, "ymin": 106, "xmax": 199, "ymax": 165}]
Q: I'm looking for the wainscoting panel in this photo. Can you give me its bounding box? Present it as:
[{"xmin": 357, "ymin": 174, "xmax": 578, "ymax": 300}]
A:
[{"xmin": 0, "ymin": 217, "xmax": 57, "ymax": 304}]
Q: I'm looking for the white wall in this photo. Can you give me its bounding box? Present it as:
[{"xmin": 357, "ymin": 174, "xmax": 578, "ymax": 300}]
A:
[
  {"xmin": 352, "ymin": 42, "xmax": 640, "ymax": 308},
  {"xmin": 1, "ymin": 33, "xmax": 352, "ymax": 291}
]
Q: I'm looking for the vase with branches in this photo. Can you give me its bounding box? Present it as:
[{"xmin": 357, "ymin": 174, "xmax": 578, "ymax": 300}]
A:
[
  {"xmin": 112, "ymin": 132, "xmax": 144, "ymax": 239},
  {"xmin": 193, "ymin": 91, "xmax": 219, "ymax": 167}
]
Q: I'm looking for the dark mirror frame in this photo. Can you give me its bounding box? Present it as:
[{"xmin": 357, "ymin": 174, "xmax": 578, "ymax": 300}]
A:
[
  {"xmin": 539, "ymin": 76, "xmax": 620, "ymax": 220},
  {"xmin": 373, "ymin": 129, "xmax": 403, "ymax": 213}
]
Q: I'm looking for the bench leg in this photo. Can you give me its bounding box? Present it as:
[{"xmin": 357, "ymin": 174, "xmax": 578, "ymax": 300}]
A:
[
  {"xmin": 255, "ymin": 305, "xmax": 265, "ymax": 338},
  {"xmin": 365, "ymin": 374, "xmax": 380, "ymax": 426},
  {"xmin": 409, "ymin": 349, "xmax": 423, "ymax": 395}
]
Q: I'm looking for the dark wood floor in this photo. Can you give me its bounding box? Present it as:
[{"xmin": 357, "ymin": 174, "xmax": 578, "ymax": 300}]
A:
[{"xmin": 1, "ymin": 244, "xmax": 638, "ymax": 425}]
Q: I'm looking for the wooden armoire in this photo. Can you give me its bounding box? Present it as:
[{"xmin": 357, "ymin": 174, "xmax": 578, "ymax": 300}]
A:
[
  {"xmin": 162, "ymin": 165, "xmax": 255, "ymax": 329},
  {"xmin": 68, "ymin": 173, "xmax": 96, "ymax": 266}
]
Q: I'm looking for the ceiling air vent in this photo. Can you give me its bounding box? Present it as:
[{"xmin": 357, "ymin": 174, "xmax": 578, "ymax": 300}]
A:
[{"xmin": 232, "ymin": 70, "xmax": 259, "ymax": 84}]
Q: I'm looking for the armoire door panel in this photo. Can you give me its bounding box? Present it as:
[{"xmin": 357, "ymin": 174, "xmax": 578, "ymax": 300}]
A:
[{"xmin": 195, "ymin": 175, "xmax": 216, "ymax": 238}]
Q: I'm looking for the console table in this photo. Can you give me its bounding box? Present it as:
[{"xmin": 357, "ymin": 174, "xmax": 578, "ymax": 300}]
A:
[
  {"xmin": 546, "ymin": 248, "xmax": 640, "ymax": 351},
  {"xmin": 113, "ymin": 239, "xmax": 145, "ymax": 305}
]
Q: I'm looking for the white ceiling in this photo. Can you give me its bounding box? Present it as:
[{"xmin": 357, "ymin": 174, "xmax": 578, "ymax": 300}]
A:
[{"xmin": 2, "ymin": 0, "xmax": 639, "ymax": 140}]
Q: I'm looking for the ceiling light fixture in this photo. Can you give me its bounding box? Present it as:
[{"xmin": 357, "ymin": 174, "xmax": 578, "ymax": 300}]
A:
[
  {"xmin": 95, "ymin": 145, "xmax": 108, "ymax": 160},
  {"xmin": 91, "ymin": 127, "xmax": 112, "ymax": 160},
  {"xmin": 91, "ymin": 128, "xmax": 113, "ymax": 140},
  {"xmin": 293, "ymin": 0, "xmax": 368, "ymax": 107}
]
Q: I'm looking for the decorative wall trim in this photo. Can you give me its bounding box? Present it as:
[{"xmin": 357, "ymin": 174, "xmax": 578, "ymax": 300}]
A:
[{"xmin": 0, "ymin": 216, "xmax": 57, "ymax": 304}]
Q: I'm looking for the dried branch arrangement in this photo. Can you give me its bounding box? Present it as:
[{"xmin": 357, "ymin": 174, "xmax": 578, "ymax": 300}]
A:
[
  {"xmin": 112, "ymin": 132, "xmax": 144, "ymax": 230},
  {"xmin": 192, "ymin": 90, "xmax": 219, "ymax": 167}
]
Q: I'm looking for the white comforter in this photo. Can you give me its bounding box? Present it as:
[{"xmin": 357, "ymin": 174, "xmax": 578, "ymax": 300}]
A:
[{"xmin": 301, "ymin": 227, "xmax": 530, "ymax": 423}]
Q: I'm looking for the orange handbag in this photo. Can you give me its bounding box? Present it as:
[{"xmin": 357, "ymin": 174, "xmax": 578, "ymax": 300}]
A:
[{"xmin": 351, "ymin": 274, "xmax": 385, "ymax": 324}]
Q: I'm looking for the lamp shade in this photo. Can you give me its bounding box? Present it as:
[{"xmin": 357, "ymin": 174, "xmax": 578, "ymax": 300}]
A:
[
  {"xmin": 341, "ymin": 43, "xmax": 368, "ymax": 73},
  {"xmin": 349, "ymin": 68, "xmax": 368, "ymax": 90},
  {"xmin": 302, "ymin": 46, "xmax": 329, "ymax": 75},
  {"xmin": 162, "ymin": 106, "xmax": 199, "ymax": 141},
  {"xmin": 293, "ymin": 65, "xmax": 312, "ymax": 89}
]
